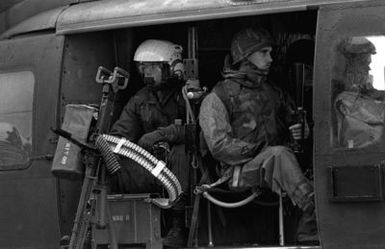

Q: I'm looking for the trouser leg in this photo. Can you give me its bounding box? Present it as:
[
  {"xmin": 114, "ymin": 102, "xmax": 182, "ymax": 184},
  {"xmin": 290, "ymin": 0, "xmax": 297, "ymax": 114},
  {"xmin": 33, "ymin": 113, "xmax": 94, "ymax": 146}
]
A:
[
  {"xmin": 239, "ymin": 146, "xmax": 313, "ymax": 211},
  {"xmin": 164, "ymin": 144, "xmax": 189, "ymax": 247},
  {"xmin": 167, "ymin": 144, "xmax": 190, "ymax": 192},
  {"xmin": 242, "ymin": 146, "xmax": 318, "ymax": 243},
  {"xmin": 263, "ymin": 146, "xmax": 313, "ymax": 211},
  {"xmin": 167, "ymin": 144, "xmax": 190, "ymax": 210}
]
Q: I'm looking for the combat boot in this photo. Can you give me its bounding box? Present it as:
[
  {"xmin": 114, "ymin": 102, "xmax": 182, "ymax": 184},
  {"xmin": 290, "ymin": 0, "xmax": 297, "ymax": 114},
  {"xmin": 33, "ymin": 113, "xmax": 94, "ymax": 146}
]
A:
[
  {"xmin": 163, "ymin": 212, "xmax": 186, "ymax": 248},
  {"xmin": 296, "ymin": 202, "xmax": 319, "ymax": 245}
]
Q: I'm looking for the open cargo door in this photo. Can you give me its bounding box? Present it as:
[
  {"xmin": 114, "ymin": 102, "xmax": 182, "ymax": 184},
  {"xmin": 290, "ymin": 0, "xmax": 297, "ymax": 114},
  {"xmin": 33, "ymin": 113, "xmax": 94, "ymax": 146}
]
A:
[
  {"xmin": 0, "ymin": 34, "xmax": 64, "ymax": 248},
  {"xmin": 314, "ymin": 1, "xmax": 385, "ymax": 249},
  {"xmin": 0, "ymin": 28, "xmax": 116, "ymax": 247}
]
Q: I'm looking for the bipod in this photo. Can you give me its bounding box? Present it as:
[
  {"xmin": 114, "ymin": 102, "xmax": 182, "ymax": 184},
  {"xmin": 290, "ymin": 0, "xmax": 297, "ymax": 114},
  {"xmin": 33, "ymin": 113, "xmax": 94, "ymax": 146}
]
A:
[
  {"xmin": 71, "ymin": 150, "xmax": 113, "ymax": 249},
  {"xmin": 61, "ymin": 66, "xmax": 129, "ymax": 249}
]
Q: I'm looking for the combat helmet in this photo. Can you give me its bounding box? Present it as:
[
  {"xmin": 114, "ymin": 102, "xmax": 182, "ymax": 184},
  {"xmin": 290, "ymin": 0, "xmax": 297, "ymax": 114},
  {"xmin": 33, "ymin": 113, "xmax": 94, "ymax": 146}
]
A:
[{"xmin": 231, "ymin": 27, "xmax": 274, "ymax": 65}]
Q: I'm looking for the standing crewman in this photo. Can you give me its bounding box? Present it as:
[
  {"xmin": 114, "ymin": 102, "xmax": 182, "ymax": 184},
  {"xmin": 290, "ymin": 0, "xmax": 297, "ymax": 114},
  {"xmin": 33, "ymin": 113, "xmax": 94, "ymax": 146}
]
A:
[
  {"xmin": 110, "ymin": 39, "xmax": 189, "ymax": 247},
  {"xmin": 199, "ymin": 27, "xmax": 318, "ymax": 245}
]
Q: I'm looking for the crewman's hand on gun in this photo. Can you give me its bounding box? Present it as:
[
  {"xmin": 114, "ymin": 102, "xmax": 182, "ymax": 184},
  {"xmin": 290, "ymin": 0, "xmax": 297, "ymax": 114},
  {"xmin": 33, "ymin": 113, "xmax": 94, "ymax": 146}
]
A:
[
  {"xmin": 138, "ymin": 131, "xmax": 165, "ymax": 151},
  {"xmin": 289, "ymin": 121, "xmax": 309, "ymax": 140}
]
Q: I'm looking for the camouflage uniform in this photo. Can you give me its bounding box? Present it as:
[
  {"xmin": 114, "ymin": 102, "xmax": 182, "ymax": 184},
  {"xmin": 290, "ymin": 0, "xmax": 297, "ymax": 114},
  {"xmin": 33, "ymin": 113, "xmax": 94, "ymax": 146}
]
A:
[
  {"xmin": 199, "ymin": 73, "xmax": 314, "ymax": 211},
  {"xmin": 198, "ymin": 27, "xmax": 318, "ymax": 244}
]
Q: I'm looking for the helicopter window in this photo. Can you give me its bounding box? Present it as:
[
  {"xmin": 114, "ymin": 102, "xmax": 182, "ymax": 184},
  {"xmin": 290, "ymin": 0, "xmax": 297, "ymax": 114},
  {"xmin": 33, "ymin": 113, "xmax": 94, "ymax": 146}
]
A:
[
  {"xmin": 0, "ymin": 71, "xmax": 33, "ymax": 169},
  {"xmin": 332, "ymin": 36, "xmax": 385, "ymax": 149}
]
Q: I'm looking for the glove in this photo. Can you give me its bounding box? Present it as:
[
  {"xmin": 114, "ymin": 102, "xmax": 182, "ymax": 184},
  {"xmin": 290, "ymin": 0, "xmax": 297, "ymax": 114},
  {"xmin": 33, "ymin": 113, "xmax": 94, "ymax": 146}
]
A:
[
  {"xmin": 138, "ymin": 130, "xmax": 165, "ymax": 151},
  {"xmin": 138, "ymin": 124, "xmax": 186, "ymax": 151},
  {"xmin": 160, "ymin": 124, "xmax": 185, "ymax": 144}
]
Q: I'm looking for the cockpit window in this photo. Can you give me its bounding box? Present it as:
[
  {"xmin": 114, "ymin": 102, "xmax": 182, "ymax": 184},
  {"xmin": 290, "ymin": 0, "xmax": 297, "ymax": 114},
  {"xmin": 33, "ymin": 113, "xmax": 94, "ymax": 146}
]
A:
[
  {"xmin": 0, "ymin": 71, "xmax": 34, "ymax": 169},
  {"xmin": 332, "ymin": 36, "xmax": 385, "ymax": 149}
]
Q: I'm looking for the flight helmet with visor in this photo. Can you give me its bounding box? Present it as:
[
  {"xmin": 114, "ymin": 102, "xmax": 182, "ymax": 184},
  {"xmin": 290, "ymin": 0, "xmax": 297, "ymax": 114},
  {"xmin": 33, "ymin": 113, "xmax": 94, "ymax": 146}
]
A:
[{"xmin": 134, "ymin": 39, "xmax": 184, "ymax": 87}]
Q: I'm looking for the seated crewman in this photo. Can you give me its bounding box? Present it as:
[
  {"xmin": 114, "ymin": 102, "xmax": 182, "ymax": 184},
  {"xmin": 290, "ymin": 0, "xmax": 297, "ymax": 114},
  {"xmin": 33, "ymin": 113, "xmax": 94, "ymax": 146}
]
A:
[
  {"xmin": 199, "ymin": 27, "xmax": 318, "ymax": 244},
  {"xmin": 109, "ymin": 39, "xmax": 189, "ymax": 247}
]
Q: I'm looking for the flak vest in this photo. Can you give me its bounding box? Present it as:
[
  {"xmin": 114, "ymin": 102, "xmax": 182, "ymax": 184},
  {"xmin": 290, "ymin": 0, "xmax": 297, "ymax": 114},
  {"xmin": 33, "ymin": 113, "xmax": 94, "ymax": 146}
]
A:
[
  {"xmin": 205, "ymin": 78, "xmax": 295, "ymax": 189},
  {"xmin": 213, "ymin": 78, "xmax": 293, "ymax": 149}
]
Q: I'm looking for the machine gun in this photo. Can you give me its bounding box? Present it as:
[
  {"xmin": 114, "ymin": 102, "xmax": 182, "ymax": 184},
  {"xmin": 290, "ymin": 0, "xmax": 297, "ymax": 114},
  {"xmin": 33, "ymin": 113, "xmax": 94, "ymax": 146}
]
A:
[
  {"xmin": 290, "ymin": 62, "xmax": 307, "ymax": 154},
  {"xmin": 182, "ymin": 26, "xmax": 216, "ymax": 247},
  {"xmin": 53, "ymin": 66, "xmax": 129, "ymax": 249}
]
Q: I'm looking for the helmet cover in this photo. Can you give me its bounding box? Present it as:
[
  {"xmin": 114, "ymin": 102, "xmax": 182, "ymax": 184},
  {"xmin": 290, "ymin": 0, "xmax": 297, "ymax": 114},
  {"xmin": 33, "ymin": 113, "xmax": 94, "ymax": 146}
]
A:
[{"xmin": 231, "ymin": 28, "xmax": 274, "ymax": 65}]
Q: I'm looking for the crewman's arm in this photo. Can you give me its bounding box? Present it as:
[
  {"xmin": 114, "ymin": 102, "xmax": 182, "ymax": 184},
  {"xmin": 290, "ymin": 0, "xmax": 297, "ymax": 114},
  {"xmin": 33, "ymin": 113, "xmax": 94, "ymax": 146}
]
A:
[{"xmin": 199, "ymin": 92, "xmax": 263, "ymax": 166}]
